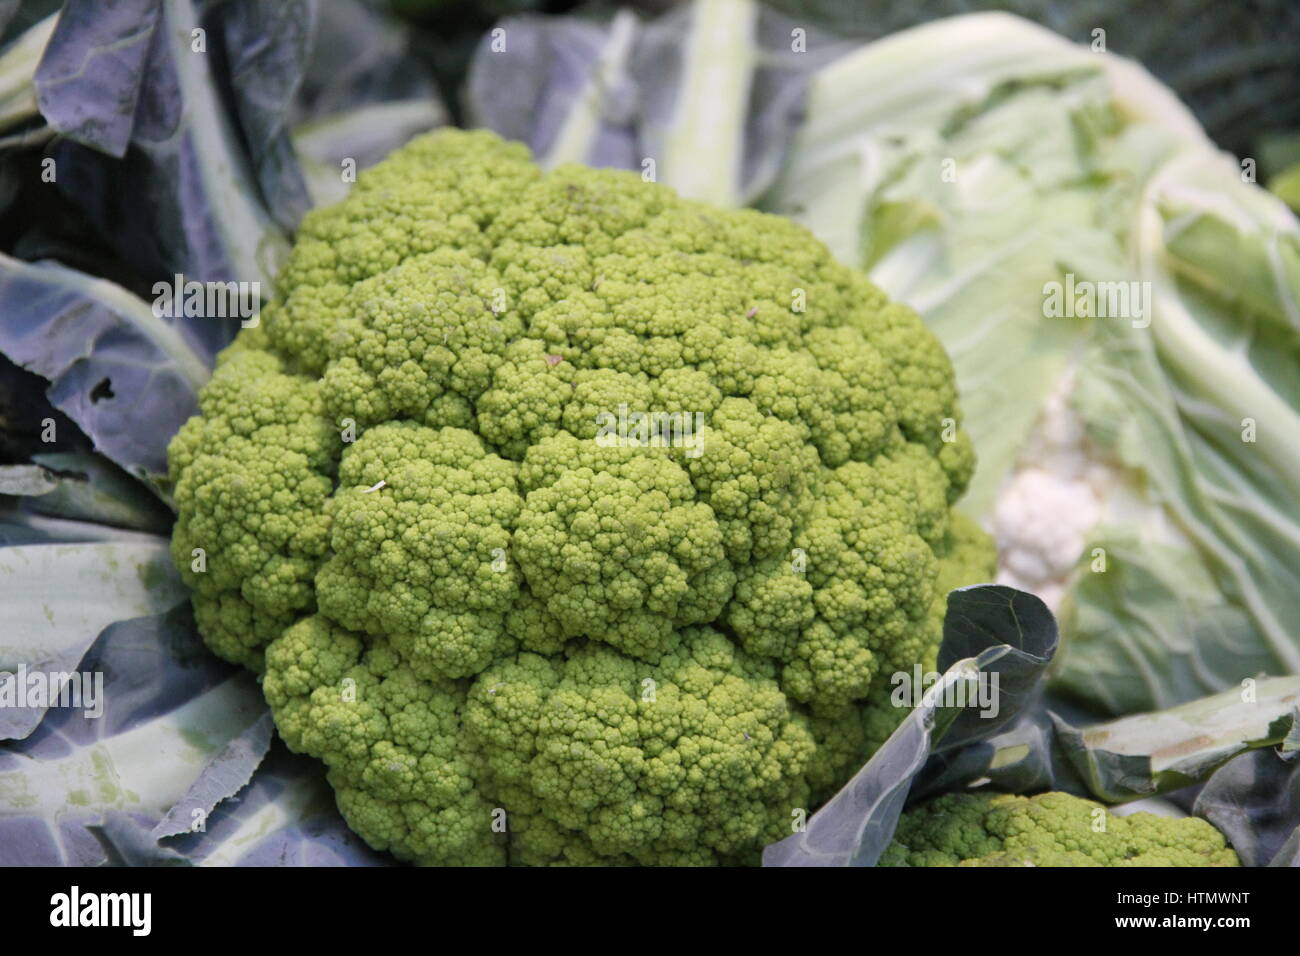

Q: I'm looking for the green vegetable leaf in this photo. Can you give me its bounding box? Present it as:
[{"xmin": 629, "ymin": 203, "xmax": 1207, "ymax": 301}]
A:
[
  {"xmin": 1, "ymin": 452, "xmax": 175, "ymax": 533},
  {"xmin": 292, "ymin": 98, "xmax": 446, "ymax": 207},
  {"xmin": 759, "ymin": 0, "xmax": 1300, "ymax": 160},
  {"xmin": 919, "ymin": 678, "xmax": 1300, "ymax": 812},
  {"xmin": 0, "ymin": 540, "xmax": 187, "ymax": 739},
  {"xmin": 1058, "ymin": 155, "xmax": 1300, "ymax": 712},
  {"xmin": 0, "ymin": 606, "xmax": 264, "ymax": 862},
  {"xmin": 1193, "ymin": 744, "xmax": 1300, "ymax": 868},
  {"xmin": 768, "ymin": 586, "xmax": 1300, "ymax": 866},
  {"xmin": 764, "ymin": 11, "xmax": 1300, "ymax": 718},
  {"xmin": 33, "ymin": 0, "xmax": 293, "ymax": 297},
  {"xmin": 149, "ymin": 709, "xmax": 274, "ymax": 840},
  {"xmin": 1271, "ymin": 163, "xmax": 1300, "ymax": 213},
  {"xmin": 1053, "ymin": 680, "xmax": 1300, "ymax": 802},
  {"xmin": 466, "ymin": 0, "xmax": 844, "ymax": 207},
  {"xmin": 159, "ymin": 745, "xmax": 394, "ymax": 866},
  {"xmin": 763, "ymin": 585, "xmax": 1057, "ymax": 866},
  {"xmin": 0, "ymin": 463, "xmax": 51, "ymax": 495},
  {"xmin": 0, "ymin": 600, "xmax": 392, "ymax": 866},
  {"xmin": 0, "ymin": 9, "xmax": 53, "ymax": 138},
  {"xmin": 0, "ymin": 253, "xmax": 209, "ymax": 491}
]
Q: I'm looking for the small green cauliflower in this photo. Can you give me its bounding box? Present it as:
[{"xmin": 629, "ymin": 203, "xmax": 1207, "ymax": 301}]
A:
[
  {"xmin": 880, "ymin": 791, "xmax": 1240, "ymax": 867},
  {"xmin": 167, "ymin": 128, "xmax": 995, "ymax": 865}
]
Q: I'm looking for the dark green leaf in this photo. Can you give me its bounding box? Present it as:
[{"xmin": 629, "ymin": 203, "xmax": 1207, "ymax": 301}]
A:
[
  {"xmin": 763, "ymin": 585, "xmax": 1057, "ymax": 866},
  {"xmin": 0, "ymin": 253, "xmax": 207, "ymax": 487}
]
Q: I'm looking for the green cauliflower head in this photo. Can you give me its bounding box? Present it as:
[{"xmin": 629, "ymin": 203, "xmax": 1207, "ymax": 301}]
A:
[
  {"xmin": 881, "ymin": 791, "xmax": 1240, "ymax": 867},
  {"xmin": 168, "ymin": 129, "xmax": 994, "ymax": 865}
]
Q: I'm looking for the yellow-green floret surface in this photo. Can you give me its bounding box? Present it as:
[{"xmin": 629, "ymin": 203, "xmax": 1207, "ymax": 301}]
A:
[
  {"xmin": 881, "ymin": 791, "xmax": 1240, "ymax": 867},
  {"xmin": 168, "ymin": 129, "xmax": 996, "ymax": 865}
]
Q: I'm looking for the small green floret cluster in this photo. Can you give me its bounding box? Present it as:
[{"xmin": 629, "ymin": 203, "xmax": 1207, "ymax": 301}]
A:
[
  {"xmin": 168, "ymin": 129, "xmax": 994, "ymax": 865},
  {"xmin": 881, "ymin": 791, "xmax": 1241, "ymax": 867}
]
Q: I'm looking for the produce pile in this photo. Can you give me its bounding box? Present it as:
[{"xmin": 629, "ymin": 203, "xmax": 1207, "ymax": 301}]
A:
[
  {"xmin": 0, "ymin": 0, "xmax": 1297, "ymax": 868},
  {"xmin": 170, "ymin": 128, "xmax": 994, "ymax": 864}
]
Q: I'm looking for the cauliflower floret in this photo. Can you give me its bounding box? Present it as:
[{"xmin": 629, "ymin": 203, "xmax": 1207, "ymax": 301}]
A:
[
  {"xmin": 990, "ymin": 365, "xmax": 1117, "ymax": 609},
  {"xmin": 994, "ymin": 467, "xmax": 1100, "ymax": 608},
  {"xmin": 880, "ymin": 790, "xmax": 1240, "ymax": 867}
]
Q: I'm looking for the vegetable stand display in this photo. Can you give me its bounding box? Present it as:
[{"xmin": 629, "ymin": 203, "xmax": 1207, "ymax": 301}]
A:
[{"xmin": 0, "ymin": 0, "xmax": 1297, "ymax": 872}]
